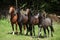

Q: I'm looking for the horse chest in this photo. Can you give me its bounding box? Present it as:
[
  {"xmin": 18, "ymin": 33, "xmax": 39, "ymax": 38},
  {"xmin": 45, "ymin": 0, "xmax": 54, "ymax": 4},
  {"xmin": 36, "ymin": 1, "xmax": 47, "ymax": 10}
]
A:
[
  {"xmin": 10, "ymin": 15, "xmax": 17, "ymax": 23},
  {"xmin": 31, "ymin": 18, "xmax": 39, "ymax": 24}
]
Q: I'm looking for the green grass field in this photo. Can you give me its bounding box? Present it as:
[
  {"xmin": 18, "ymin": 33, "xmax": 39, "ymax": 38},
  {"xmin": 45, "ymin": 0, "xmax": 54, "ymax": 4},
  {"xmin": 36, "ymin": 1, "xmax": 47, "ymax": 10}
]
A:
[{"xmin": 0, "ymin": 19, "xmax": 60, "ymax": 40}]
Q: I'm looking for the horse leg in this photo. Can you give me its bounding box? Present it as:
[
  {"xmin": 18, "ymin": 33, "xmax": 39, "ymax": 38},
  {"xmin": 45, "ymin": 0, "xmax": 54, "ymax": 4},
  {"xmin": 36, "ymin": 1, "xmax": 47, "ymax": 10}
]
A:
[
  {"xmin": 38, "ymin": 25, "xmax": 42, "ymax": 37},
  {"xmin": 50, "ymin": 26, "xmax": 54, "ymax": 37},
  {"xmin": 33, "ymin": 25, "xmax": 35, "ymax": 36},
  {"xmin": 26, "ymin": 24, "xmax": 29, "ymax": 35},
  {"xmin": 20, "ymin": 23, "xmax": 22, "ymax": 34},
  {"xmin": 18, "ymin": 23, "xmax": 22, "ymax": 34},
  {"xmin": 15, "ymin": 23, "xmax": 18, "ymax": 34},
  {"xmin": 24, "ymin": 25, "xmax": 26, "ymax": 34},
  {"xmin": 11, "ymin": 23, "xmax": 14, "ymax": 35},
  {"xmin": 43, "ymin": 27, "xmax": 47, "ymax": 37},
  {"xmin": 46, "ymin": 27, "xmax": 49, "ymax": 37},
  {"xmin": 30, "ymin": 24, "xmax": 32, "ymax": 36}
]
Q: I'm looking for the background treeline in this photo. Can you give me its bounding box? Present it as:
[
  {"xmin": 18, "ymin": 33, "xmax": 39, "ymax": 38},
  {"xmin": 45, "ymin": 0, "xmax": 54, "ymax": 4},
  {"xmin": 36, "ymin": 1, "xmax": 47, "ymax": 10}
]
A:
[{"xmin": 0, "ymin": 0, "xmax": 60, "ymax": 19}]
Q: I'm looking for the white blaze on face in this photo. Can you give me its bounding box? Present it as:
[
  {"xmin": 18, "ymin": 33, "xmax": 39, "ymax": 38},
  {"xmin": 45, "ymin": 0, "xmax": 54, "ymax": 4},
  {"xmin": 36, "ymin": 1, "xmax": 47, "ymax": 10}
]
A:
[{"xmin": 9, "ymin": 7, "xmax": 13, "ymax": 13}]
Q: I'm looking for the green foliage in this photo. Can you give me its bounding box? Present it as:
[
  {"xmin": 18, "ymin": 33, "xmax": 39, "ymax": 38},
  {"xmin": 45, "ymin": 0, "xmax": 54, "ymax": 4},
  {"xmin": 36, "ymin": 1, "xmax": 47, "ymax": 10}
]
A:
[{"xmin": 0, "ymin": 0, "xmax": 60, "ymax": 14}]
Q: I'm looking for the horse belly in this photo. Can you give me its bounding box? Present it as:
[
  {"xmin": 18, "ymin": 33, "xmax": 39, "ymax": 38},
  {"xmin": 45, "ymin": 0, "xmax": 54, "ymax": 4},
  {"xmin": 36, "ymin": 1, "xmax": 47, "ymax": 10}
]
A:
[{"xmin": 23, "ymin": 16, "xmax": 28, "ymax": 23}]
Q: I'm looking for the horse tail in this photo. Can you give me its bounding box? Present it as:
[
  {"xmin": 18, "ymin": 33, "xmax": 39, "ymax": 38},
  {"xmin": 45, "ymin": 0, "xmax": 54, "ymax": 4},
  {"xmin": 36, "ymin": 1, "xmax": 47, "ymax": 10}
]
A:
[{"xmin": 50, "ymin": 19, "xmax": 54, "ymax": 32}]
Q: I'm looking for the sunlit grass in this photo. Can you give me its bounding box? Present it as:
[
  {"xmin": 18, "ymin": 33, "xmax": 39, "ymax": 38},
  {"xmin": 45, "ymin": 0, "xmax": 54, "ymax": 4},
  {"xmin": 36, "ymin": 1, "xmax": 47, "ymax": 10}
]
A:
[{"xmin": 0, "ymin": 19, "xmax": 60, "ymax": 40}]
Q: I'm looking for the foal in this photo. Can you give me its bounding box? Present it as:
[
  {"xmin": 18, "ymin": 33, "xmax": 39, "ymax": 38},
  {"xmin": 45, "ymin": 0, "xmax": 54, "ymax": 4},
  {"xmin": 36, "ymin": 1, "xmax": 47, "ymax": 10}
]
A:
[{"xmin": 38, "ymin": 12, "xmax": 54, "ymax": 37}]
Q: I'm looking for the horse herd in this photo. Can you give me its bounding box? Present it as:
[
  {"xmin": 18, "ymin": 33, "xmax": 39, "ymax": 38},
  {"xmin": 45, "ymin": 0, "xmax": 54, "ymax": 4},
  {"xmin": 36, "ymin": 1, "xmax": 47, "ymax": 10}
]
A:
[{"xmin": 9, "ymin": 6, "xmax": 54, "ymax": 37}]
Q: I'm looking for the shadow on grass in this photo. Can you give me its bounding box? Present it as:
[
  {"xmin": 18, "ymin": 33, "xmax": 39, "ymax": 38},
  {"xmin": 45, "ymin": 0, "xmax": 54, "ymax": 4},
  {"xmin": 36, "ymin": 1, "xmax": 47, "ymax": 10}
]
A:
[
  {"xmin": 7, "ymin": 32, "xmax": 24, "ymax": 35},
  {"xmin": 32, "ymin": 35, "xmax": 47, "ymax": 39},
  {"xmin": 7, "ymin": 32, "xmax": 47, "ymax": 38}
]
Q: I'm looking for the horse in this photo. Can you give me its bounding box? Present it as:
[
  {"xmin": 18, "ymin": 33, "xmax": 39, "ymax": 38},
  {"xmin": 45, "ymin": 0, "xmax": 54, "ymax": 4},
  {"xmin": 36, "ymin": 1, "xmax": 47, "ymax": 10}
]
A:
[
  {"xmin": 38, "ymin": 11, "xmax": 54, "ymax": 37},
  {"xmin": 9, "ymin": 6, "xmax": 29, "ymax": 35},
  {"xmin": 26, "ymin": 9, "xmax": 40, "ymax": 36},
  {"xmin": 9, "ymin": 6, "xmax": 18, "ymax": 35},
  {"xmin": 17, "ymin": 8, "xmax": 30, "ymax": 34}
]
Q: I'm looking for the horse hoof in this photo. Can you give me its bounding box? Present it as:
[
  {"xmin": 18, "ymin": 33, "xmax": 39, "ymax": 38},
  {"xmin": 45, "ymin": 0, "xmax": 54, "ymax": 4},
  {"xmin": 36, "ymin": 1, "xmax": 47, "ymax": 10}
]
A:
[
  {"xmin": 15, "ymin": 32, "xmax": 18, "ymax": 34},
  {"xmin": 48, "ymin": 35, "xmax": 49, "ymax": 37},
  {"xmin": 38, "ymin": 36, "xmax": 41, "ymax": 38},
  {"xmin": 12, "ymin": 32, "xmax": 14, "ymax": 35},
  {"xmin": 44, "ymin": 35, "xmax": 47, "ymax": 38},
  {"xmin": 38, "ymin": 35, "xmax": 42, "ymax": 38},
  {"xmin": 38, "ymin": 34, "xmax": 42, "ymax": 38},
  {"xmin": 44, "ymin": 34, "xmax": 47, "ymax": 37},
  {"xmin": 25, "ymin": 33, "xmax": 28, "ymax": 35},
  {"xmin": 30, "ymin": 33, "xmax": 32, "ymax": 36},
  {"xmin": 19, "ymin": 32, "xmax": 22, "ymax": 35},
  {"xmin": 51, "ymin": 35, "xmax": 53, "ymax": 37},
  {"xmin": 24, "ymin": 30, "xmax": 26, "ymax": 34},
  {"xmin": 25, "ymin": 34, "xmax": 28, "ymax": 36}
]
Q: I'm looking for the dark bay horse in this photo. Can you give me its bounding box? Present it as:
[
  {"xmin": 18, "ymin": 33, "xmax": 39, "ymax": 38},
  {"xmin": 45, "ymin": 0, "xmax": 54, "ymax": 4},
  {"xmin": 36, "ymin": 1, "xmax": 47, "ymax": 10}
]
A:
[
  {"xmin": 26, "ymin": 10, "xmax": 40, "ymax": 36},
  {"xmin": 9, "ymin": 6, "xmax": 18, "ymax": 35},
  {"xmin": 17, "ymin": 8, "xmax": 30, "ymax": 34},
  {"xmin": 38, "ymin": 11, "xmax": 54, "ymax": 37}
]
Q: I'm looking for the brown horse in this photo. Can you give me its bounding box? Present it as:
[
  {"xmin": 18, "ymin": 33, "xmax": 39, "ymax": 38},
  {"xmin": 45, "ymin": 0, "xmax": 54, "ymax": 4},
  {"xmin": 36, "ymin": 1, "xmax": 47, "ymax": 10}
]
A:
[
  {"xmin": 9, "ymin": 6, "xmax": 18, "ymax": 35},
  {"xmin": 9, "ymin": 6, "xmax": 28, "ymax": 35},
  {"xmin": 16, "ymin": 8, "xmax": 30, "ymax": 34},
  {"xmin": 26, "ymin": 9, "xmax": 40, "ymax": 36}
]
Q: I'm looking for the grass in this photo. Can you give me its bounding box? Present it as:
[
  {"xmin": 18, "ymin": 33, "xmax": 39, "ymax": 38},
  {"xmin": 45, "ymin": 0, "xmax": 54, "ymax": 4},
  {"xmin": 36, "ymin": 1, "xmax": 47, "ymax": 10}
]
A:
[{"xmin": 0, "ymin": 19, "xmax": 60, "ymax": 40}]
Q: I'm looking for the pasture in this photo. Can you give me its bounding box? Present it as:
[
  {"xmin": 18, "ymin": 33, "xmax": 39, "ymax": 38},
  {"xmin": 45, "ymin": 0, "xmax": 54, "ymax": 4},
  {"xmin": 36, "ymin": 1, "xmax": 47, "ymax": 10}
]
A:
[{"xmin": 0, "ymin": 19, "xmax": 60, "ymax": 40}]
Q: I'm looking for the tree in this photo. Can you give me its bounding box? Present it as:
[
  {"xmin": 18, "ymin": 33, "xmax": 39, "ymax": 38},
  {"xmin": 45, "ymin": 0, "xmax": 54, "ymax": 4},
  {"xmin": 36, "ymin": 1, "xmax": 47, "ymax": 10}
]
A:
[{"xmin": 0, "ymin": 0, "xmax": 60, "ymax": 15}]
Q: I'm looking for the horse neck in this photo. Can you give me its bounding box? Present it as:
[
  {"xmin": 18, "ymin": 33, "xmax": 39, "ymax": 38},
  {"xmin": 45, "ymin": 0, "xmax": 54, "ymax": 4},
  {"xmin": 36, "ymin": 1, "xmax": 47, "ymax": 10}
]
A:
[
  {"xmin": 10, "ymin": 13, "xmax": 15, "ymax": 18},
  {"xmin": 17, "ymin": 11, "xmax": 21, "ymax": 19},
  {"xmin": 10, "ymin": 8, "xmax": 15, "ymax": 16}
]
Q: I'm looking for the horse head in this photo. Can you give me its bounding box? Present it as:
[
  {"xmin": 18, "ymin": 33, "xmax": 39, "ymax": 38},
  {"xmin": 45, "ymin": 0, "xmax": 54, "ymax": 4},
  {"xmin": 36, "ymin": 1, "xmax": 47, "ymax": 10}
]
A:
[{"xmin": 9, "ymin": 6, "xmax": 15, "ymax": 14}]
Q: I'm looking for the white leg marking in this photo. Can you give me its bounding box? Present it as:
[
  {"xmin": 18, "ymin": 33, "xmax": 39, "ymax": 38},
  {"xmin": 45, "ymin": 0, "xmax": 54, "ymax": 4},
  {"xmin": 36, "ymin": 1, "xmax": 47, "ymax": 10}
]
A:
[
  {"xmin": 13, "ymin": 31, "xmax": 14, "ymax": 35},
  {"xmin": 24, "ymin": 30, "xmax": 26, "ymax": 34}
]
